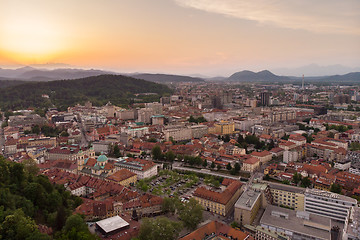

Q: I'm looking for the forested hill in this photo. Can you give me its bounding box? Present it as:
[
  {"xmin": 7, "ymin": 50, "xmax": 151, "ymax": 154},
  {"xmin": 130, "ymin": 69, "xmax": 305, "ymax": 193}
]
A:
[
  {"xmin": 0, "ymin": 155, "xmax": 97, "ymax": 239},
  {"xmin": 0, "ymin": 74, "xmax": 173, "ymax": 111}
]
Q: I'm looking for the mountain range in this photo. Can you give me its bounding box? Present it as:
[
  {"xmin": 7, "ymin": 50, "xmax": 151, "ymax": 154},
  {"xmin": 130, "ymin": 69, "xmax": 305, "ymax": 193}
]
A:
[{"xmin": 0, "ymin": 66, "xmax": 359, "ymax": 83}]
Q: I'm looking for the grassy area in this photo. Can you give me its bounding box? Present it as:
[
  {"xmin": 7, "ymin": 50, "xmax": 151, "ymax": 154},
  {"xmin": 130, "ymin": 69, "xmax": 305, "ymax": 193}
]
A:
[{"xmin": 136, "ymin": 170, "xmax": 201, "ymax": 197}]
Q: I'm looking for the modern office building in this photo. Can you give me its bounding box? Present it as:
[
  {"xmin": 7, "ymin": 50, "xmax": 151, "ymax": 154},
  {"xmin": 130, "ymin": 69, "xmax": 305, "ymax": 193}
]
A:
[
  {"xmin": 304, "ymin": 188, "xmax": 357, "ymax": 223},
  {"xmin": 260, "ymin": 205, "xmax": 337, "ymax": 240}
]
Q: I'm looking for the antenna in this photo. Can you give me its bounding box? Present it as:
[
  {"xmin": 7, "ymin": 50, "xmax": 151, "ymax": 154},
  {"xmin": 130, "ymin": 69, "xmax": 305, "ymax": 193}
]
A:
[{"xmin": 302, "ymin": 74, "xmax": 304, "ymax": 90}]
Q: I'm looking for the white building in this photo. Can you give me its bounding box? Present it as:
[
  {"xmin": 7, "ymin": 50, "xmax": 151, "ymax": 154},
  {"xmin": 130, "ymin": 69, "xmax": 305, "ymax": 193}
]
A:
[
  {"xmin": 114, "ymin": 157, "xmax": 158, "ymax": 179},
  {"xmin": 304, "ymin": 188, "xmax": 357, "ymax": 223}
]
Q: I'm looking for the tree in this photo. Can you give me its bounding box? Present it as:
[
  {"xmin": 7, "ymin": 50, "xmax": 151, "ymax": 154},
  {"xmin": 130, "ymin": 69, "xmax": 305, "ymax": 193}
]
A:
[
  {"xmin": 282, "ymin": 180, "xmax": 290, "ymax": 185},
  {"xmin": 226, "ymin": 163, "xmax": 232, "ymax": 171},
  {"xmin": 210, "ymin": 162, "xmax": 215, "ymax": 169},
  {"xmin": 263, "ymin": 174, "xmax": 270, "ymax": 180},
  {"xmin": 202, "ymin": 159, "xmax": 208, "ymax": 167},
  {"xmin": 292, "ymin": 172, "xmax": 302, "ymax": 185},
  {"xmin": 179, "ymin": 198, "xmax": 203, "ymax": 230},
  {"xmin": 328, "ymin": 132, "xmax": 335, "ymax": 138},
  {"xmin": 60, "ymin": 131, "xmax": 69, "ymax": 137},
  {"xmin": 22, "ymin": 158, "xmax": 39, "ymax": 176},
  {"xmin": 151, "ymin": 145, "xmax": 162, "ymax": 160},
  {"xmin": 138, "ymin": 217, "xmax": 183, "ymax": 240},
  {"xmin": 162, "ymin": 197, "xmax": 177, "ymax": 214},
  {"xmin": 57, "ymin": 214, "xmax": 97, "ymax": 240},
  {"xmin": 113, "ymin": 144, "xmax": 121, "ymax": 158},
  {"xmin": 300, "ymin": 177, "xmax": 311, "ymax": 188},
  {"xmin": 188, "ymin": 115, "xmax": 196, "ymax": 123},
  {"xmin": 165, "ymin": 150, "xmax": 175, "ymax": 162},
  {"xmin": 31, "ymin": 125, "xmax": 41, "ymax": 135},
  {"xmin": 330, "ymin": 183, "xmax": 342, "ymax": 194},
  {"xmin": 223, "ymin": 135, "xmax": 230, "ymax": 142},
  {"xmin": 0, "ymin": 209, "xmax": 50, "ymax": 240},
  {"xmin": 237, "ymin": 134, "xmax": 244, "ymax": 144},
  {"xmin": 217, "ymin": 164, "xmax": 221, "ymax": 171},
  {"xmin": 234, "ymin": 162, "xmax": 240, "ymax": 173}
]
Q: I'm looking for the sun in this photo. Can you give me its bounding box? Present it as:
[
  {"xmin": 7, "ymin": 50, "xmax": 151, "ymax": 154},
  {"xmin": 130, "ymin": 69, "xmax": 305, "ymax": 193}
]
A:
[{"xmin": 1, "ymin": 16, "xmax": 64, "ymax": 63}]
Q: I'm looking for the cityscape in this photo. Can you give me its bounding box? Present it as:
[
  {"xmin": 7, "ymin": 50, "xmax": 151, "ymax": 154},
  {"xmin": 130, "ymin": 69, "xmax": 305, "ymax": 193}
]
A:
[{"xmin": 1, "ymin": 1, "xmax": 360, "ymax": 240}]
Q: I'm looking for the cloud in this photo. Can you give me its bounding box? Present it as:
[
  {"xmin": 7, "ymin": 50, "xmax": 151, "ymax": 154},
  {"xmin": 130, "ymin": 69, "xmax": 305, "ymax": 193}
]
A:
[{"xmin": 174, "ymin": 0, "xmax": 360, "ymax": 35}]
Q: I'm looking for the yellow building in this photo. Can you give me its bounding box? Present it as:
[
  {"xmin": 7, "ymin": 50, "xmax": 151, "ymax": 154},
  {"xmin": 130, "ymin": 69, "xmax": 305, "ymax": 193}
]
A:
[
  {"xmin": 107, "ymin": 169, "xmax": 137, "ymax": 187},
  {"xmin": 215, "ymin": 121, "xmax": 235, "ymax": 135},
  {"xmin": 193, "ymin": 181, "xmax": 242, "ymax": 216},
  {"xmin": 266, "ymin": 182, "xmax": 305, "ymax": 211}
]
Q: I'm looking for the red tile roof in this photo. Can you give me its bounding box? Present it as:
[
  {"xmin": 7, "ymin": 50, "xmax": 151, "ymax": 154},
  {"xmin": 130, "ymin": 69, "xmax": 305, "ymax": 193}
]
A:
[{"xmin": 180, "ymin": 221, "xmax": 250, "ymax": 240}]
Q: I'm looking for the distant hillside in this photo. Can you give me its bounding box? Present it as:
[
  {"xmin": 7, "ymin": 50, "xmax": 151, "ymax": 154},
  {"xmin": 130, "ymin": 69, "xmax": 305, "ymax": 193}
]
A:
[
  {"xmin": 0, "ymin": 75, "xmax": 172, "ymax": 111},
  {"xmin": 317, "ymin": 72, "xmax": 360, "ymax": 82},
  {"xmin": 0, "ymin": 80, "xmax": 26, "ymax": 88},
  {"xmin": 227, "ymin": 70, "xmax": 290, "ymax": 82},
  {"xmin": 132, "ymin": 73, "xmax": 205, "ymax": 83},
  {"xmin": 0, "ymin": 67, "xmax": 114, "ymax": 81}
]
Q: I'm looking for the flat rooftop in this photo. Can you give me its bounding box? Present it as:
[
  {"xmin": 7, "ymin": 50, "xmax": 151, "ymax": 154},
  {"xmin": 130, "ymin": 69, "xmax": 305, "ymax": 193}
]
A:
[
  {"xmin": 235, "ymin": 189, "xmax": 261, "ymax": 211},
  {"xmin": 305, "ymin": 188, "xmax": 357, "ymax": 203},
  {"xmin": 96, "ymin": 215, "xmax": 129, "ymax": 233},
  {"xmin": 265, "ymin": 181, "xmax": 305, "ymax": 194},
  {"xmin": 260, "ymin": 205, "xmax": 331, "ymax": 240}
]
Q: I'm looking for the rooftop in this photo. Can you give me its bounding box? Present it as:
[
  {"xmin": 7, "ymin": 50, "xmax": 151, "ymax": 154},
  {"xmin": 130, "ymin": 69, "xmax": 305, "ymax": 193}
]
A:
[
  {"xmin": 265, "ymin": 181, "xmax": 305, "ymax": 194},
  {"xmin": 260, "ymin": 205, "xmax": 331, "ymax": 240},
  {"xmin": 234, "ymin": 188, "xmax": 261, "ymax": 211},
  {"xmin": 96, "ymin": 215, "xmax": 129, "ymax": 234}
]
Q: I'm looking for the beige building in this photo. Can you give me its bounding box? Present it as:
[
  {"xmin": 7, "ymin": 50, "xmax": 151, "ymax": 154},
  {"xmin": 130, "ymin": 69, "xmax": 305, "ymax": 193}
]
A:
[
  {"xmin": 251, "ymin": 150, "xmax": 272, "ymax": 164},
  {"xmin": 214, "ymin": 121, "xmax": 235, "ymax": 135},
  {"xmin": 193, "ymin": 181, "xmax": 242, "ymax": 216},
  {"xmin": 234, "ymin": 188, "xmax": 262, "ymax": 225},
  {"xmin": 266, "ymin": 182, "xmax": 305, "ymax": 211},
  {"xmin": 107, "ymin": 169, "xmax": 137, "ymax": 187},
  {"xmin": 164, "ymin": 125, "xmax": 192, "ymax": 141},
  {"xmin": 242, "ymin": 157, "xmax": 260, "ymax": 173}
]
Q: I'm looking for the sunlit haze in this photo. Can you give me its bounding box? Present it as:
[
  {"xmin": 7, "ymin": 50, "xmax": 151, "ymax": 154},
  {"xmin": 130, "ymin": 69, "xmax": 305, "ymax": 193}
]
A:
[{"xmin": 1, "ymin": 0, "xmax": 359, "ymax": 76}]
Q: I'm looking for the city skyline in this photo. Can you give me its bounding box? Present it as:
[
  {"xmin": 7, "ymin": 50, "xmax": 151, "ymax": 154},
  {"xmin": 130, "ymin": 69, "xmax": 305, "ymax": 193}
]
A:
[{"xmin": 1, "ymin": 0, "xmax": 359, "ymax": 76}]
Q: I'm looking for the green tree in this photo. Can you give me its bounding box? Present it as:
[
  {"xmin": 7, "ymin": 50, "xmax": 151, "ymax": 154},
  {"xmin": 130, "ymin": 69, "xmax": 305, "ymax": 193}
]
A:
[
  {"xmin": 165, "ymin": 150, "xmax": 175, "ymax": 162},
  {"xmin": 217, "ymin": 164, "xmax": 221, "ymax": 171},
  {"xmin": 151, "ymin": 145, "xmax": 162, "ymax": 160},
  {"xmin": 0, "ymin": 209, "xmax": 50, "ymax": 240},
  {"xmin": 300, "ymin": 177, "xmax": 311, "ymax": 188},
  {"xmin": 210, "ymin": 162, "xmax": 215, "ymax": 169},
  {"xmin": 292, "ymin": 172, "xmax": 302, "ymax": 185},
  {"xmin": 179, "ymin": 198, "xmax": 203, "ymax": 230},
  {"xmin": 202, "ymin": 159, "xmax": 208, "ymax": 167},
  {"xmin": 263, "ymin": 174, "xmax": 270, "ymax": 180},
  {"xmin": 330, "ymin": 183, "xmax": 342, "ymax": 194},
  {"xmin": 22, "ymin": 158, "xmax": 39, "ymax": 176},
  {"xmin": 234, "ymin": 162, "xmax": 240, "ymax": 173},
  {"xmin": 226, "ymin": 163, "xmax": 232, "ymax": 171},
  {"xmin": 138, "ymin": 217, "xmax": 183, "ymax": 240},
  {"xmin": 237, "ymin": 134, "xmax": 244, "ymax": 144},
  {"xmin": 57, "ymin": 214, "xmax": 97, "ymax": 240}
]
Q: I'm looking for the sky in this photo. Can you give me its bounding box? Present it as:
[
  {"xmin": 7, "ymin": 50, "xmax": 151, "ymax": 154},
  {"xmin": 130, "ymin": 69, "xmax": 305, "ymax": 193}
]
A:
[{"xmin": 0, "ymin": 0, "xmax": 359, "ymax": 76}]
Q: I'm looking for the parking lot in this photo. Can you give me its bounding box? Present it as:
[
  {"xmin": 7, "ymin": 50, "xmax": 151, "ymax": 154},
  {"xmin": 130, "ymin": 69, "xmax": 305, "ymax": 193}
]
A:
[{"xmin": 136, "ymin": 170, "xmax": 224, "ymax": 201}]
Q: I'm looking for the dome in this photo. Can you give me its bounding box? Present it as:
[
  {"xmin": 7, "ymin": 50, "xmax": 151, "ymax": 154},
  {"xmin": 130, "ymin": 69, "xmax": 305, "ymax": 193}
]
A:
[{"xmin": 97, "ymin": 154, "xmax": 108, "ymax": 162}]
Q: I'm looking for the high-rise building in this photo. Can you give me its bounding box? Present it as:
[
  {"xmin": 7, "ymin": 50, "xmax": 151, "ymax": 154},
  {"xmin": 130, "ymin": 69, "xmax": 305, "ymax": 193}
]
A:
[{"xmin": 261, "ymin": 92, "xmax": 270, "ymax": 106}]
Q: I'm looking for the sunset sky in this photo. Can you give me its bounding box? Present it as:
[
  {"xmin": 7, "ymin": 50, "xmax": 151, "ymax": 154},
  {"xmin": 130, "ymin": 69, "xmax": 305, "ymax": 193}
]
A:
[{"xmin": 0, "ymin": 0, "xmax": 359, "ymax": 76}]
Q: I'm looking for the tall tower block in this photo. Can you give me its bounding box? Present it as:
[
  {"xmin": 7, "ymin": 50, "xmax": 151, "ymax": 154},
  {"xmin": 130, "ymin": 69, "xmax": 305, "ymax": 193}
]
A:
[{"xmin": 302, "ymin": 74, "xmax": 304, "ymax": 90}]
